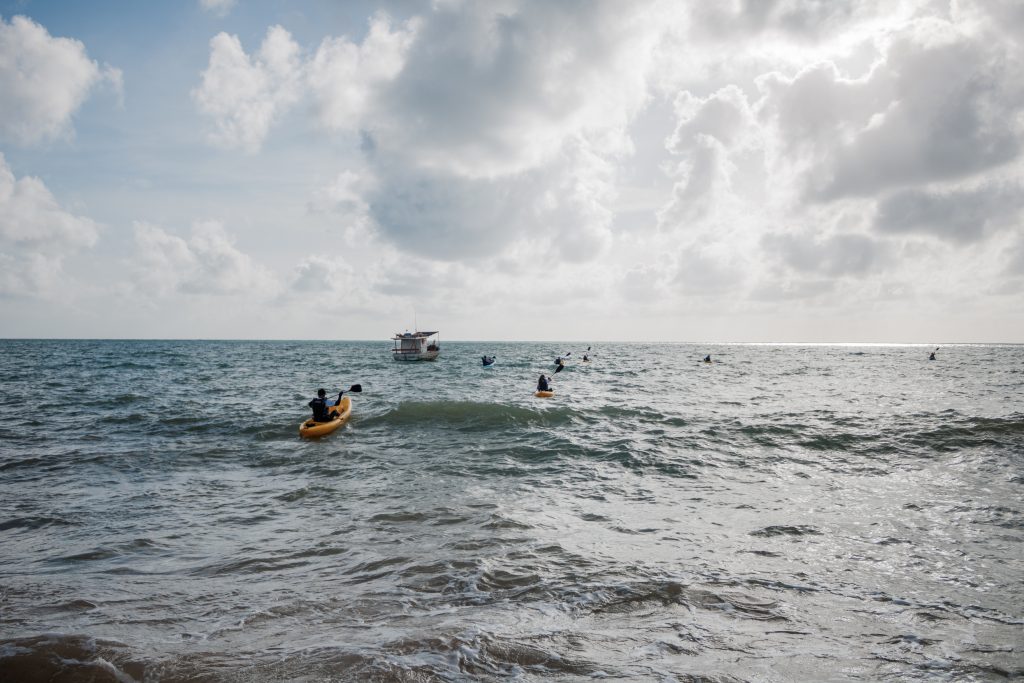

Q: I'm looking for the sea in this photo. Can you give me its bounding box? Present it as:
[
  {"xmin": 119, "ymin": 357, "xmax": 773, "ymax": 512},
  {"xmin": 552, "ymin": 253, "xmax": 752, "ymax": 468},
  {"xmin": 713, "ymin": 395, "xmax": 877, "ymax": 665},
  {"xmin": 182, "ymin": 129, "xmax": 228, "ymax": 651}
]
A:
[{"xmin": 0, "ymin": 340, "xmax": 1021, "ymax": 682}]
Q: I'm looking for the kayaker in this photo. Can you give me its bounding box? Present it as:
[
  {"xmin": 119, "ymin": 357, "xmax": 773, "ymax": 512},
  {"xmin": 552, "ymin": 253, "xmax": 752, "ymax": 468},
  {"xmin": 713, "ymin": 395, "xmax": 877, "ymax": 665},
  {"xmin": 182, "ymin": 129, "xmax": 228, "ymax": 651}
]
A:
[
  {"xmin": 582, "ymin": 353, "xmax": 589, "ymax": 362},
  {"xmin": 929, "ymin": 351, "xmax": 936, "ymax": 361},
  {"xmin": 703, "ymin": 354, "xmax": 712, "ymax": 363},
  {"xmin": 309, "ymin": 388, "xmax": 343, "ymax": 423},
  {"xmin": 537, "ymin": 374, "xmax": 551, "ymax": 392}
]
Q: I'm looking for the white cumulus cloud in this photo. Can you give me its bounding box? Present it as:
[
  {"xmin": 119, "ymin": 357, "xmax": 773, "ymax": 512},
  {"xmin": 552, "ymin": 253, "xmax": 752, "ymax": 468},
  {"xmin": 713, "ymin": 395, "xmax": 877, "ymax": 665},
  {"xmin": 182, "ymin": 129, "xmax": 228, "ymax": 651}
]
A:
[
  {"xmin": 131, "ymin": 220, "xmax": 276, "ymax": 296},
  {"xmin": 0, "ymin": 153, "xmax": 100, "ymax": 298},
  {"xmin": 0, "ymin": 15, "xmax": 121, "ymax": 145},
  {"xmin": 192, "ymin": 25, "xmax": 304, "ymax": 152}
]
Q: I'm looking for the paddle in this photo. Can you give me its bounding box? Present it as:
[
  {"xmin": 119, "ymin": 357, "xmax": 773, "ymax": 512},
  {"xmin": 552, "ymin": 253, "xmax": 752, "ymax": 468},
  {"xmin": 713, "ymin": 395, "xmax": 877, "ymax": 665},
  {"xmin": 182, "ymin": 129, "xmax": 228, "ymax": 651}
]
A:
[
  {"xmin": 554, "ymin": 363, "xmax": 564, "ymax": 374},
  {"xmin": 335, "ymin": 384, "xmax": 362, "ymax": 402}
]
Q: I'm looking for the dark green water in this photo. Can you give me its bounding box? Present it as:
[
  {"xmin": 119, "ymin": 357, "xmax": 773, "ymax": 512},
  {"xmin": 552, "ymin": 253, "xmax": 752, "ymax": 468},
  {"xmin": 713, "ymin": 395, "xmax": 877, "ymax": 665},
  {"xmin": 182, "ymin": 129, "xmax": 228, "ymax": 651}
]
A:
[{"xmin": 0, "ymin": 341, "xmax": 1022, "ymax": 681}]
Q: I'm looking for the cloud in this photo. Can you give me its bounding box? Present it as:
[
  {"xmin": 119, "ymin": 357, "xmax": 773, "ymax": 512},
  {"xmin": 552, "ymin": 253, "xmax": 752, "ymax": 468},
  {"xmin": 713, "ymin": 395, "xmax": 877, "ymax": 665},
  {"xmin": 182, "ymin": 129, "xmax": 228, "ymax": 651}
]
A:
[
  {"xmin": 1004, "ymin": 237, "xmax": 1024, "ymax": 277},
  {"xmin": 758, "ymin": 17, "xmax": 1024, "ymax": 201},
  {"xmin": 177, "ymin": 0, "xmax": 1024, "ymax": 335},
  {"xmin": 199, "ymin": 0, "xmax": 236, "ymax": 17},
  {"xmin": 668, "ymin": 85, "xmax": 758, "ymax": 153},
  {"xmin": 875, "ymin": 184, "xmax": 1024, "ymax": 244},
  {"xmin": 306, "ymin": 14, "xmax": 418, "ymax": 132},
  {"xmin": 285, "ymin": 254, "xmax": 390, "ymax": 315},
  {"xmin": 651, "ymin": 1, "xmax": 1024, "ymax": 313},
  {"xmin": 290, "ymin": 255, "xmax": 351, "ymax": 293},
  {"xmin": 307, "ymin": 170, "xmax": 370, "ymax": 215},
  {"xmin": 674, "ymin": 241, "xmax": 749, "ymax": 293},
  {"xmin": 0, "ymin": 153, "xmax": 99, "ymax": 298},
  {"xmin": 690, "ymin": 0, "xmax": 891, "ymax": 43},
  {"xmin": 359, "ymin": 1, "xmax": 665, "ymax": 259},
  {"xmin": 193, "ymin": 15, "xmax": 415, "ymax": 152},
  {"xmin": 0, "ymin": 153, "xmax": 99, "ymax": 246},
  {"xmin": 658, "ymin": 86, "xmax": 761, "ymax": 230},
  {"xmin": 197, "ymin": 2, "xmax": 662, "ymax": 260},
  {"xmin": 762, "ymin": 231, "xmax": 889, "ymax": 277},
  {"xmin": 192, "ymin": 25, "xmax": 303, "ymax": 152},
  {"xmin": 131, "ymin": 220, "xmax": 276, "ymax": 296},
  {"xmin": 369, "ymin": 1, "xmax": 656, "ymax": 177},
  {"xmin": 0, "ymin": 15, "xmax": 121, "ymax": 145}
]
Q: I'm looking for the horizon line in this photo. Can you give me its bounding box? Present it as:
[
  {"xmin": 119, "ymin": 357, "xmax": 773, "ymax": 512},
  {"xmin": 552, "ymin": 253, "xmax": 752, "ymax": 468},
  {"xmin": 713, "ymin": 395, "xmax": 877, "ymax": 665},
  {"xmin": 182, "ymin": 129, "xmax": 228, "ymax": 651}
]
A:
[{"xmin": 1, "ymin": 338, "xmax": 1020, "ymax": 346}]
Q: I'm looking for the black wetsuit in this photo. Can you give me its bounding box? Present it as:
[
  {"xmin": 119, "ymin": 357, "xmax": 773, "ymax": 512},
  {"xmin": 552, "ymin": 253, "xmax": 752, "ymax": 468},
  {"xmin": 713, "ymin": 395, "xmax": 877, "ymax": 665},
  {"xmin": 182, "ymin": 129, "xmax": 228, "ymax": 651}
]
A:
[{"xmin": 537, "ymin": 377, "xmax": 550, "ymax": 392}]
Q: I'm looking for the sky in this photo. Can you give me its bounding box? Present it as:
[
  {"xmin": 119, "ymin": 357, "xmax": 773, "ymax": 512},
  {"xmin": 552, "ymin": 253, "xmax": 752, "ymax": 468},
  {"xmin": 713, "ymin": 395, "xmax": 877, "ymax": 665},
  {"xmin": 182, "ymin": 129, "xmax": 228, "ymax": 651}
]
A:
[{"xmin": 0, "ymin": 0, "xmax": 1022, "ymax": 342}]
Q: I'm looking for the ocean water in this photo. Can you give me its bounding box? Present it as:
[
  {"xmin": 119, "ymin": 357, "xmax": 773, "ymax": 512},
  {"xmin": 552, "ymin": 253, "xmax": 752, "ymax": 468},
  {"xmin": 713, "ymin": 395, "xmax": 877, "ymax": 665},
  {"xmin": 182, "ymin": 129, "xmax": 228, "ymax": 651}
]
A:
[{"xmin": 0, "ymin": 340, "xmax": 1021, "ymax": 682}]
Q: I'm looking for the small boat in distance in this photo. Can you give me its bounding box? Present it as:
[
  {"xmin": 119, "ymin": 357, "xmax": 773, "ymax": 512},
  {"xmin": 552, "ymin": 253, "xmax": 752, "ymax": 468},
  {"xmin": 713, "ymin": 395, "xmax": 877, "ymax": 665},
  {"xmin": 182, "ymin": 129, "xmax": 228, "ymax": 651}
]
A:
[{"xmin": 392, "ymin": 330, "xmax": 440, "ymax": 361}]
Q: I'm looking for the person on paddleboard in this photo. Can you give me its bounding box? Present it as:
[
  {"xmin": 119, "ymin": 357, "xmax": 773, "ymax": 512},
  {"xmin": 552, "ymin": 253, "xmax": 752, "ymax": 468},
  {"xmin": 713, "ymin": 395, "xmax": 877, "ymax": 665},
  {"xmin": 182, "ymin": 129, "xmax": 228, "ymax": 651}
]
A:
[
  {"xmin": 537, "ymin": 374, "xmax": 551, "ymax": 392},
  {"xmin": 309, "ymin": 388, "xmax": 343, "ymax": 423}
]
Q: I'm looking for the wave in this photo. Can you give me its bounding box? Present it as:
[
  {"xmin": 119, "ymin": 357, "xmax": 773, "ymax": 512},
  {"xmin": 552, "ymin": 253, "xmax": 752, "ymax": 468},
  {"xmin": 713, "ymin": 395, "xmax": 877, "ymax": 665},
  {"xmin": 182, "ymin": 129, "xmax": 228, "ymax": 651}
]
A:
[
  {"xmin": 361, "ymin": 400, "xmax": 574, "ymax": 429},
  {"xmin": 0, "ymin": 634, "xmax": 140, "ymax": 683},
  {"xmin": 749, "ymin": 525, "xmax": 821, "ymax": 537},
  {"xmin": 903, "ymin": 413, "xmax": 1024, "ymax": 450},
  {"xmin": 0, "ymin": 515, "xmax": 78, "ymax": 532},
  {"xmin": 565, "ymin": 579, "xmax": 787, "ymax": 622}
]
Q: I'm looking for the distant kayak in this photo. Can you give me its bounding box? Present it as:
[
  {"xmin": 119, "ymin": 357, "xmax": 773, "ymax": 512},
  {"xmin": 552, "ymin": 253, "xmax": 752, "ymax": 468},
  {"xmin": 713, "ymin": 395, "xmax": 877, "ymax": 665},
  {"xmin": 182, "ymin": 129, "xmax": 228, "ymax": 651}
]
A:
[
  {"xmin": 535, "ymin": 390, "xmax": 554, "ymax": 398},
  {"xmin": 299, "ymin": 397, "xmax": 351, "ymax": 438}
]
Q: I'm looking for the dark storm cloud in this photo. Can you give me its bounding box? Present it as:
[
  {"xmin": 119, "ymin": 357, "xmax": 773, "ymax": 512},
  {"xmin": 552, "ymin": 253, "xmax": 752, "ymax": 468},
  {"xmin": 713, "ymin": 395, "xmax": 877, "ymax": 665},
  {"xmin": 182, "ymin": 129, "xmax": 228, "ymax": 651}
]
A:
[{"xmin": 874, "ymin": 184, "xmax": 1024, "ymax": 244}]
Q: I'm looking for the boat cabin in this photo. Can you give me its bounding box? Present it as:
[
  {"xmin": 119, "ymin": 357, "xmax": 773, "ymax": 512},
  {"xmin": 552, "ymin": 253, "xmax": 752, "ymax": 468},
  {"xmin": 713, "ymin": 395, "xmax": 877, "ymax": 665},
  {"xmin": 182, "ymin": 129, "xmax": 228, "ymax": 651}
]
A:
[{"xmin": 392, "ymin": 331, "xmax": 440, "ymax": 361}]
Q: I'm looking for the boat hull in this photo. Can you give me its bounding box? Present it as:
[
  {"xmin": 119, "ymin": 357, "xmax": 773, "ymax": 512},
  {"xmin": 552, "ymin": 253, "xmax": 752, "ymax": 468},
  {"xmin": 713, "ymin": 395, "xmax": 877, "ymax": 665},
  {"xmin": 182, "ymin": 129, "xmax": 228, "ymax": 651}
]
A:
[{"xmin": 392, "ymin": 350, "xmax": 440, "ymax": 361}]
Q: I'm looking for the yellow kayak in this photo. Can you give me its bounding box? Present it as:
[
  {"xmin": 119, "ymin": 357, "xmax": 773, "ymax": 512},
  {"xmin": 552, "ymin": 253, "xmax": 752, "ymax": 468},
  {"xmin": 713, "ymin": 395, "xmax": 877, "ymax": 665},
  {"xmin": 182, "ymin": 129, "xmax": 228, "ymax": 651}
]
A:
[
  {"xmin": 299, "ymin": 397, "xmax": 352, "ymax": 438},
  {"xmin": 534, "ymin": 390, "xmax": 554, "ymax": 398}
]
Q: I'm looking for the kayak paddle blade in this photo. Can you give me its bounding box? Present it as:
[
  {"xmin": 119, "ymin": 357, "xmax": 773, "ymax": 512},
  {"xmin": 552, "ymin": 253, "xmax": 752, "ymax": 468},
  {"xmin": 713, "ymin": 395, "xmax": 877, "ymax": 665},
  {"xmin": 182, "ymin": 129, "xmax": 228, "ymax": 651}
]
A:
[{"xmin": 348, "ymin": 384, "xmax": 363, "ymax": 392}]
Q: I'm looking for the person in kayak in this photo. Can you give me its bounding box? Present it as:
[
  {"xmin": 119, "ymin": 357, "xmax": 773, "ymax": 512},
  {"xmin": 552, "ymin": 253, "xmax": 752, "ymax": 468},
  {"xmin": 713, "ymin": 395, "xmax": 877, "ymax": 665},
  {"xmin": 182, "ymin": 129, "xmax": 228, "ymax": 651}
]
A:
[
  {"xmin": 537, "ymin": 374, "xmax": 551, "ymax": 392},
  {"xmin": 929, "ymin": 351, "xmax": 936, "ymax": 360},
  {"xmin": 309, "ymin": 388, "xmax": 343, "ymax": 423},
  {"xmin": 582, "ymin": 353, "xmax": 589, "ymax": 362},
  {"xmin": 703, "ymin": 354, "xmax": 712, "ymax": 363}
]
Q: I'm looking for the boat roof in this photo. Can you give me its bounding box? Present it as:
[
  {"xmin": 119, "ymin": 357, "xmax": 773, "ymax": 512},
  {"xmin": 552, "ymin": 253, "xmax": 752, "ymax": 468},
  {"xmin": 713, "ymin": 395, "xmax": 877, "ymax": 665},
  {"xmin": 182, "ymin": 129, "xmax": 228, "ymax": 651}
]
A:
[{"xmin": 391, "ymin": 330, "xmax": 439, "ymax": 339}]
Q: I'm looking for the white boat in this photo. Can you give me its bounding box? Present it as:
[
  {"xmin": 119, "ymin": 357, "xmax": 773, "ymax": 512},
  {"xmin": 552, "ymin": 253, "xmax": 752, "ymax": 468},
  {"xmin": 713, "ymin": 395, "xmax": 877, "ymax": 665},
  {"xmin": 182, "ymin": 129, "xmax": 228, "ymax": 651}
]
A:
[{"xmin": 392, "ymin": 330, "xmax": 440, "ymax": 361}]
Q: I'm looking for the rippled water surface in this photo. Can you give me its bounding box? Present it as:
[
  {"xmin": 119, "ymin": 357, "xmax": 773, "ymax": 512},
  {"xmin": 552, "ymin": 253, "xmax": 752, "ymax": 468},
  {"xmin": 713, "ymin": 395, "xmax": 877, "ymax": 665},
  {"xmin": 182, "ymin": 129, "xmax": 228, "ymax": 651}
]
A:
[{"xmin": 1, "ymin": 340, "xmax": 1022, "ymax": 681}]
